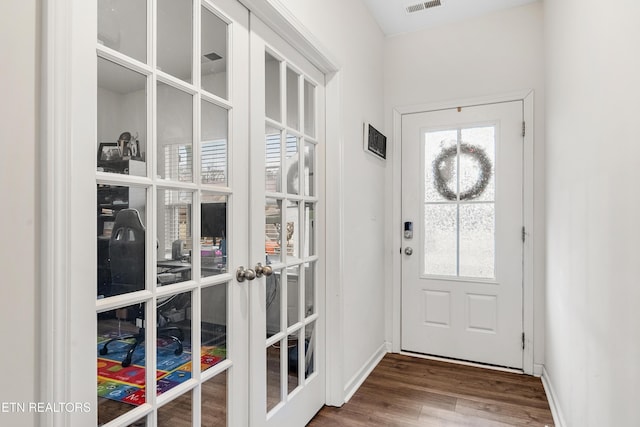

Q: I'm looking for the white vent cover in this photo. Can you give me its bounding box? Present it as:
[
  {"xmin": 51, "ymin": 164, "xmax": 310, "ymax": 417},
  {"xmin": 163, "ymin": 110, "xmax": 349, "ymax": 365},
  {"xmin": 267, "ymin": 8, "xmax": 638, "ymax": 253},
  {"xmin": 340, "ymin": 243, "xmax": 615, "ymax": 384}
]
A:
[{"xmin": 405, "ymin": 0, "xmax": 442, "ymax": 14}]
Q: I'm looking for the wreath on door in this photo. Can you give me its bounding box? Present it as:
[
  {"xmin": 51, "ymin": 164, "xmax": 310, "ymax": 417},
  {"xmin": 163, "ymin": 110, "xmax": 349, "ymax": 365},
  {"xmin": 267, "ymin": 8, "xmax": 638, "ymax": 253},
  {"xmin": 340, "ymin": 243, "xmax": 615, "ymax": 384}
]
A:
[{"xmin": 432, "ymin": 143, "xmax": 492, "ymax": 201}]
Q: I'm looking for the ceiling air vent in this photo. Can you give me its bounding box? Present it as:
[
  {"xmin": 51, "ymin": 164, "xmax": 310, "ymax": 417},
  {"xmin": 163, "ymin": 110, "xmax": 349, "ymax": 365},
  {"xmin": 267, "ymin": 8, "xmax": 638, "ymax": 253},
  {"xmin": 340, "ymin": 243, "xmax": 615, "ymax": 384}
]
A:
[{"xmin": 406, "ymin": 0, "xmax": 442, "ymax": 14}]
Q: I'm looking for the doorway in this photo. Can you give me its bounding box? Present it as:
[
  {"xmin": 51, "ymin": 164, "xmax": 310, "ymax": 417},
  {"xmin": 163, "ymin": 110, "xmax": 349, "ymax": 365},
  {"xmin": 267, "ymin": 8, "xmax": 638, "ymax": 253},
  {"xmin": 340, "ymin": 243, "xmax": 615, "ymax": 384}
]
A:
[{"xmin": 401, "ymin": 101, "xmax": 526, "ymax": 369}]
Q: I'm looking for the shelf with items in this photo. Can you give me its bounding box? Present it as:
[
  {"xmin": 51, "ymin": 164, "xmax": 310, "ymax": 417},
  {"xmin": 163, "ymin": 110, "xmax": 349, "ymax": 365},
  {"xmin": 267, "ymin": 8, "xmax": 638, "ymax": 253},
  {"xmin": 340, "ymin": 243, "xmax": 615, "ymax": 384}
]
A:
[{"xmin": 97, "ymin": 158, "xmax": 146, "ymax": 176}]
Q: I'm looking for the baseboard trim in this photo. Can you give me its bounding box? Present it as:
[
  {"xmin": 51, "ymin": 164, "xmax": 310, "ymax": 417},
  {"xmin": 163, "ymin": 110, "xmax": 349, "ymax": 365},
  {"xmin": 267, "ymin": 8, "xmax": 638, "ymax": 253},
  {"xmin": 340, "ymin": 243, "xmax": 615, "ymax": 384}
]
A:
[
  {"xmin": 541, "ymin": 366, "xmax": 567, "ymax": 427},
  {"xmin": 533, "ymin": 363, "xmax": 544, "ymax": 377},
  {"xmin": 343, "ymin": 343, "xmax": 388, "ymax": 403}
]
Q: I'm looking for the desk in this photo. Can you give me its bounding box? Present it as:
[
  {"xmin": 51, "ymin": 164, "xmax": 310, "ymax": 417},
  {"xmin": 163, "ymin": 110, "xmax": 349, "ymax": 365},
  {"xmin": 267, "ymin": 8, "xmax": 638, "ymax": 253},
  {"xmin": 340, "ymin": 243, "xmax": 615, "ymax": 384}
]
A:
[
  {"xmin": 157, "ymin": 259, "xmax": 192, "ymax": 283},
  {"xmin": 157, "ymin": 259, "xmax": 225, "ymax": 283}
]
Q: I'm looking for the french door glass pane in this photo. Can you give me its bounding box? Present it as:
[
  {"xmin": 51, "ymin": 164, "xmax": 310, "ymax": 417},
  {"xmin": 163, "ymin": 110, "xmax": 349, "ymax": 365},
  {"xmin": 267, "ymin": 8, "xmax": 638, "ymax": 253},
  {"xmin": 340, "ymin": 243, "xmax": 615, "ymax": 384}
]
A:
[
  {"xmin": 157, "ymin": 82, "xmax": 193, "ymax": 182},
  {"xmin": 265, "ymin": 53, "xmax": 281, "ymax": 121},
  {"xmin": 201, "ymin": 193, "xmax": 228, "ymax": 277},
  {"xmin": 266, "ymin": 343, "xmax": 282, "ymax": 413},
  {"xmin": 158, "ymin": 390, "xmax": 192, "ymax": 426},
  {"xmin": 285, "ymin": 200, "xmax": 300, "ymax": 262},
  {"xmin": 305, "ymin": 321, "xmax": 316, "ymax": 379},
  {"xmin": 201, "ymin": 6, "xmax": 228, "ymax": 99},
  {"xmin": 286, "ymin": 266, "xmax": 300, "ymax": 328},
  {"xmin": 459, "ymin": 203, "xmax": 495, "ymax": 278},
  {"xmin": 460, "ymin": 126, "xmax": 495, "ymax": 202},
  {"xmin": 286, "ymin": 134, "xmax": 299, "ymax": 194},
  {"xmin": 423, "ymin": 204, "xmax": 457, "ymax": 276},
  {"xmin": 303, "ymin": 202, "xmax": 315, "ymax": 258},
  {"xmin": 425, "ymin": 130, "xmax": 457, "ymax": 202},
  {"xmin": 201, "ymin": 101, "xmax": 228, "ymax": 186},
  {"xmin": 97, "ymin": 57, "xmax": 147, "ymax": 177},
  {"xmin": 265, "ymin": 125, "xmax": 282, "ymax": 192},
  {"xmin": 265, "ymin": 198, "xmax": 282, "ymax": 264},
  {"xmin": 157, "ymin": 190, "xmax": 193, "ymax": 284},
  {"xmin": 97, "ymin": 303, "xmax": 148, "ymax": 424},
  {"xmin": 201, "ymin": 284, "xmax": 228, "ymax": 372},
  {"xmin": 286, "ymin": 67, "xmax": 299, "ymax": 130},
  {"xmin": 287, "ymin": 332, "xmax": 301, "ymax": 395},
  {"xmin": 304, "ymin": 80, "xmax": 315, "ymax": 137},
  {"xmin": 97, "ymin": 185, "xmax": 147, "ymax": 298},
  {"xmin": 156, "ymin": 290, "xmax": 192, "ymax": 395},
  {"xmin": 157, "ymin": 0, "xmax": 193, "ymax": 83},
  {"xmin": 304, "ymin": 262, "xmax": 315, "ymax": 317},
  {"xmin": 304, "ymin": 143, "xmax": 315, "ymax": 196},
  {"xmin": 266, "ymin": 268, "xmax": 282, "ymax": 338},
  {"xmin": 202, "ymin": 371, "xmax": 228, "ymax": 427},
  {"xmin": 98, "ymin": 0, "xmax": 147, "ymax": 63}
]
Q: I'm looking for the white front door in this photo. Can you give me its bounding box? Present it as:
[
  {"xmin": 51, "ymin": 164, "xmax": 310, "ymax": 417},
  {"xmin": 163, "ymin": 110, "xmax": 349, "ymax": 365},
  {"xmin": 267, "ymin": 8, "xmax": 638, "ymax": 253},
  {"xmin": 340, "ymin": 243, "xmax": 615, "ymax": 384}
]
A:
[{"xmin": 401, "ymin": 101, "xmax": 524, "ymax": 369}]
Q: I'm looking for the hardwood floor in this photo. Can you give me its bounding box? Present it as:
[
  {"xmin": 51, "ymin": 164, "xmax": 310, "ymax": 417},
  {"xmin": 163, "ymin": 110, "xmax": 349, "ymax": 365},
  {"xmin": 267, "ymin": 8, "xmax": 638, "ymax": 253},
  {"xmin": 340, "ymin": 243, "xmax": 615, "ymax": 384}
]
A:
[{"xmin": 308, "ymin": 353, "xmax": 554, "ymax": 427}]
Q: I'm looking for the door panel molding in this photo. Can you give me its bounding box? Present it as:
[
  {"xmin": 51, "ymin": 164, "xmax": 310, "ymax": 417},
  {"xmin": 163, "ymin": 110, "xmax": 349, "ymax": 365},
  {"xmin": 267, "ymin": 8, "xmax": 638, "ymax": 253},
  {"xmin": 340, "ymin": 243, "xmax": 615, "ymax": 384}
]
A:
[{"xmin": 392, "ymin": 90, "xmax": 535, "ymax": 374}]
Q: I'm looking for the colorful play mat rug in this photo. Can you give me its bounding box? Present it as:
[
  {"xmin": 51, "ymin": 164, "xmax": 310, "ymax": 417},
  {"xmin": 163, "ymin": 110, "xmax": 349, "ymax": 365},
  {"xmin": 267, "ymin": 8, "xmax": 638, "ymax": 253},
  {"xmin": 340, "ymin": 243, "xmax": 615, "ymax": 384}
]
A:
[{"xmin": 97, "ymin": 336, "xmax": 225, "ymax": 405}]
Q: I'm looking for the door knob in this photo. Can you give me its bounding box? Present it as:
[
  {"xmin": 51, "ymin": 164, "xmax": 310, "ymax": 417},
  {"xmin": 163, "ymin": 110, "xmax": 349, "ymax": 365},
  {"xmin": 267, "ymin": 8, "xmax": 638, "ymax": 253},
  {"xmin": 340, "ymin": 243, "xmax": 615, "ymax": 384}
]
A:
[
  {"xmin": 255, "ymin": 262, "xmax": 273, "ymax": 278},
  {"xmin": 236, "ymin": 266, "xmax": 256, "ymax": 282},
  {"xmin": 404, "ymin": 247, "xmax": 413, "ymax": 256}
]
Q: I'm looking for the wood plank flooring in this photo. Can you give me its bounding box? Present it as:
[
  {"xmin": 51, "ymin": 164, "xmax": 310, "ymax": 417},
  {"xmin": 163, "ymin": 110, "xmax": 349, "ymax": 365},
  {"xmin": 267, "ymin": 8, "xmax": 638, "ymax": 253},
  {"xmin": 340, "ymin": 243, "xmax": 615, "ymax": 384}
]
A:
[{"xmin": 308, "ymin": 353, "xmax": 554, "ymax": 427}]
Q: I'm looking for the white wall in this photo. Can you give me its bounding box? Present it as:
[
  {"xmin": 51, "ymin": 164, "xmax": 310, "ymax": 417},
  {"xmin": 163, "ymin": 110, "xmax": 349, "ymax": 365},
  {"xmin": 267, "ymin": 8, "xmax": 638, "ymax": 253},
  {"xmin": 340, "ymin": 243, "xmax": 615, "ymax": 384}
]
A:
[
  {"xmin": 275, "ymin": 0, "xmax": 387, "ymax": 399},
  {"xmin": 0, "ymin": 1, "xmax": 38, "ymax": 426},
  {"xmin": 544, "ymin": 0, "xmax": 640, "ymax": 425},
  {"xmin": 383, "ymin": 2, "xmax": 546, "ymax": 369}
]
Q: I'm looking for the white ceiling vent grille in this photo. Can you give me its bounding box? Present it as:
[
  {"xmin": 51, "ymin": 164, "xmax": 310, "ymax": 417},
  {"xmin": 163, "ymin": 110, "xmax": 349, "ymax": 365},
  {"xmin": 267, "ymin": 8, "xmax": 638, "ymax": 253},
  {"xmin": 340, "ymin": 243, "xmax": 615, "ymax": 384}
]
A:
[{"xmin": 406, "ymin": 0, "xmax": 442, "ymax": 14}]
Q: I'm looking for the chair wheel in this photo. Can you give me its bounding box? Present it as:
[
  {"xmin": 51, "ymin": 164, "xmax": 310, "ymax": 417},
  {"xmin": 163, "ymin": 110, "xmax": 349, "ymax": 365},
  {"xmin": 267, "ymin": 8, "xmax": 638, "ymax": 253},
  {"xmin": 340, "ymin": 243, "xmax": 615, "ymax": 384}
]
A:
[
  {"xmin": 99, "ymin": 346, "xmax": 108, "ymax": 355},
  {"xmin": 174, "ymin": 347, "xmax": 183, "ymax": 356}
]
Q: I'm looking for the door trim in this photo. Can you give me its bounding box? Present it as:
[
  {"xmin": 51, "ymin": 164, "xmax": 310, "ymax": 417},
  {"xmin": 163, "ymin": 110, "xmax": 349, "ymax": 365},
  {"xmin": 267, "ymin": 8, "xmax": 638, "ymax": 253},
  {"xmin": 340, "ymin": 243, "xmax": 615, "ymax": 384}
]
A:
[{"xmin": 391, "ymin": 90, "xmax": 535, "ymax": 374}]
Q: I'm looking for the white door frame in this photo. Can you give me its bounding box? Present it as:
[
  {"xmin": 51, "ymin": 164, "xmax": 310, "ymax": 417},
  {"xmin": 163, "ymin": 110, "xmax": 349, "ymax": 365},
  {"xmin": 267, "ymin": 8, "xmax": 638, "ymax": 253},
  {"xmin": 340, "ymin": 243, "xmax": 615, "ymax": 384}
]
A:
[
  {"xmin": 41, "ymin": 1, "xmax": 344, "ymax": 425},
  {"xmin": 391, "ymin": 90, "xmax": 536, "ymax": 375}
]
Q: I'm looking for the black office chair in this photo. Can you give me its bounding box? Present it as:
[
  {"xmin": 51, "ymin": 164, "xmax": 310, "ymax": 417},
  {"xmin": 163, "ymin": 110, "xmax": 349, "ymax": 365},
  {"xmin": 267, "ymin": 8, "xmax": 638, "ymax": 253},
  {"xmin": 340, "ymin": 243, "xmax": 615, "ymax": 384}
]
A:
[{"xmin": 99, "ymin": 208, "xmax": 184, "ymax": 367}]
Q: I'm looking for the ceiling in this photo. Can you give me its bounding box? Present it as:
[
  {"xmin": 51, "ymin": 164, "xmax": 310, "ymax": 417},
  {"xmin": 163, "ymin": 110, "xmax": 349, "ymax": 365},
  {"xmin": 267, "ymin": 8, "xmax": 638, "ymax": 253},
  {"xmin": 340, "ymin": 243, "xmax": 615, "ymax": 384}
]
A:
[{"xmin": 361, "ymin": 0, "xmax": 538, "ymax": 36}]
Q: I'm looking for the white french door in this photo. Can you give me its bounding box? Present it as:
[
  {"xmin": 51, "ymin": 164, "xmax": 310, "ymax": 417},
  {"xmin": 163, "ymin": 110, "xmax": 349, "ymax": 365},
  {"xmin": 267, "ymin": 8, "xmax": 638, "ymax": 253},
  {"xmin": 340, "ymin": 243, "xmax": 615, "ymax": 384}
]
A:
[
  {"xmin": 90, "ymin": 1, "xmax": 324, "ymax": 426},
  {"xmin": 248, "ymin": 15, "xmax": 326, "ymax": 427},
  {"xmin": 95, "ymin": 1, "xmax": 250, "ymax": 426},
  {"xmin": 401, "ymin": 101, "xmax": 524, "ymax": 369}
]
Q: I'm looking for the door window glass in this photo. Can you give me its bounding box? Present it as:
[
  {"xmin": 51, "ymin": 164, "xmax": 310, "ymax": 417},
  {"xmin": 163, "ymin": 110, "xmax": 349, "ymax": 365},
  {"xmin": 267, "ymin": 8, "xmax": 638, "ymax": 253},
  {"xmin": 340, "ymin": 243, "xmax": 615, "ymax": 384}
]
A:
[
  {"xmin": 97, "ymin": 58, "xmax": 147, "ymax": 177},
  {"xmin": 98, "ymin": 0, "xmax": 147, "ymax": 63},
  {"xmin": 201, "ymin": 284, "xmax": 227, "ymax": 372},
  {"xmin": 286, "ymin": 68, "xmax": 299, "ymax": 131},
  {"xmin": 201, "ymin": 6, "xmax": 228, "ymax": 99},
  {"xmin": 157, "ymin": 82, "xmax": 193, "ymax": 182},
  {"xmin": 157, "ymin": 189, "xmax": 193, "ymax": 284},
  {"xmin": 97, "ymin": 185, "xmax": 147, "ymax": 298},
  {"xmin": 201, "ymin": 101, "xmax": 229, "ymax": 186},
  {"xmin": 424, "ymin": 126, "xmax": 496, "ymax": 278},
  {"xmin": 201, "ymin": 193, "xmax": 228, "ymax": 277},
  {"xmin": 157, "ymin": 0, "xmax": 193, "ymax": 83},
  {"xmin": 265, "ymin": 53, "xmax": 281, "ymax": 121}
]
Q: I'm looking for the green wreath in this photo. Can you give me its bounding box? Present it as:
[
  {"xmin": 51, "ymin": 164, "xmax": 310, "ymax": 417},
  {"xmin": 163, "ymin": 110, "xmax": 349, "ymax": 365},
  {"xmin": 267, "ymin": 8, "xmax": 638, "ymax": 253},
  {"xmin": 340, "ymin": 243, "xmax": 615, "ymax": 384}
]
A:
[{"xmin": 432, "ymin": 143, "xmax": 492, "ymax": 201}]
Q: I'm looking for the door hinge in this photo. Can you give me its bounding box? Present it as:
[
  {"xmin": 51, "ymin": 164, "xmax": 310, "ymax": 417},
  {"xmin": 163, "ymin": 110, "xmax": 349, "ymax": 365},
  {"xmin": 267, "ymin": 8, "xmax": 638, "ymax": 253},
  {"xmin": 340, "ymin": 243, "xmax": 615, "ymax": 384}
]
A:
[
  {"xmin": 522, "ymin": 121, "xmax": 526, "ymax": 137},
  {"xmin": 522, "ymin": 333, "xmax": 525, "ymax": 350},
  {"xmin": 521, "ymin": 226, "xmax": 526, "ymax": 243}
]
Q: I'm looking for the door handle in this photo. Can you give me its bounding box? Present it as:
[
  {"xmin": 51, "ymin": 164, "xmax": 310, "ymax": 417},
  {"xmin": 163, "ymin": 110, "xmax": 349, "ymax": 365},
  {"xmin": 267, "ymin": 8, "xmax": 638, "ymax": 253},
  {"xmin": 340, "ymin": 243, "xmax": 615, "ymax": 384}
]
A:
[
  {"xmin": 254, "ymin": 262, "xmax": 273, "ymax": 278},
  {"xmin": 404, "ymin": 247, "xmax": 413, "ymax": 256},
  {"xmin": 236, "ymin": 266, "xmax": 256, "ymax": 282}
]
